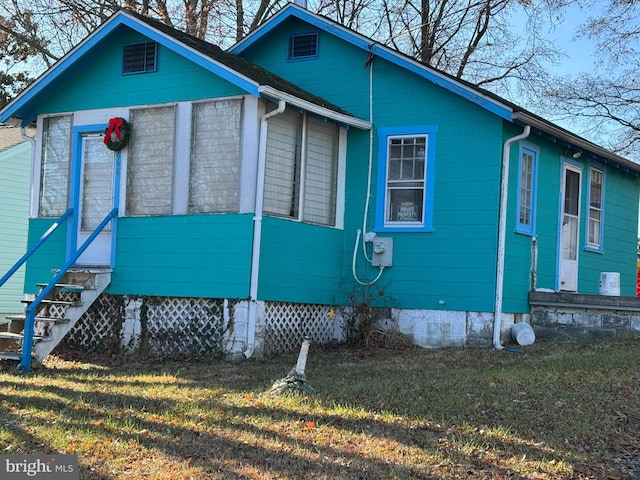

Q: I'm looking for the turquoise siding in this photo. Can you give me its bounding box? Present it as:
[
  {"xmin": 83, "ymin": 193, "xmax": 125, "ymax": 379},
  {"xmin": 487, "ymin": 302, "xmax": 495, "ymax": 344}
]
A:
[
  {"xmin": 502, "ymin": 134, "xmax": 640, "ymax": 311},
  {"xmin": 502, "ymin": 130, "xmax": 564, "ymax": 312},
  {"xmin": 0, "ymin": 142, "xmax": 31, "ymax": 317},
  {"xmin": 17, "ymin": 14, "xmax": 640, "ymax": 317},
  {"xmin": 37, "ymin": 27, "xmax": 244, "ymax": 115},
  {"xmin": 579, "ymin": 167, "xmax": 639, "ymax": 295},
  {"xmin": 244, "ymin": 30, "xmax": 505, "ymax": 312},
  {"xmin": 258, "ymin": 217, "xmax": 345, "ymax": 304},
  {"xmin": 242, "ymin": 18, "xmax": 640, "ymax": 313},
  {"xmin": 25, "ymin": 215, "xmax": 254, "ymax": 298},
  {"xmin": 241, "ymin": 18, "xmax": 371, "ymax": 118},
  {"xmin": 111, "ymin": 215, "xmax": 253, "ymax": 298},
  {"xmin": 24, "ymin": 219, "xmax": 69, "ymax": 295}
]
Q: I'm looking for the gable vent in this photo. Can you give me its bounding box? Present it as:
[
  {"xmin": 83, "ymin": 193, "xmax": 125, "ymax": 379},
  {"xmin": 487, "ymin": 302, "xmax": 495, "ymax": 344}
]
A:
[
  {"xmin": 288, "ymin": 33, "xmax": 318, "ymax": 60},
  {"xmin": 122, "ymin": 42, "xmax": 157, "ymax": 74}
]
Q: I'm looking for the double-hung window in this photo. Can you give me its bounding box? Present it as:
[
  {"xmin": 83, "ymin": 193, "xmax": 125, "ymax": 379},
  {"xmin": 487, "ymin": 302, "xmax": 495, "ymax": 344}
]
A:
[
  {"xmin": 376, "ymin": 126, "xmax": 437, "ymax": 231},
  {"xmin": 516, "ymin": 143, "xmax": 538, "ymax": 235},
  {"xmin": 587, "ymin": 166, "xmax": 604, "ymax": 250},
  {"xmin": 263, "ymin": 107, "xmax": 340, "ymax": 226}
]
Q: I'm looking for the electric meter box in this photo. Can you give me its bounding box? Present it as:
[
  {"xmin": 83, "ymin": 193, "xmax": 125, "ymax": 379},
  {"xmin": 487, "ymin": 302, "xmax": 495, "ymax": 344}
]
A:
[{"xmin": 371, "ymin": 237, "xmax": 393, "ymax": 267}]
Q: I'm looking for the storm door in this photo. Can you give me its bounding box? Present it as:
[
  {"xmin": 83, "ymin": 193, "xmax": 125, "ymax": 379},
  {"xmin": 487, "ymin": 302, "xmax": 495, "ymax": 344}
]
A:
[
  {"xmin": 75, "ymin": 133, "xmax": 116, "ymax": 266},
  {"xmin": 559, "ymin": 163, "xmax": 581, "ymax": 291}
]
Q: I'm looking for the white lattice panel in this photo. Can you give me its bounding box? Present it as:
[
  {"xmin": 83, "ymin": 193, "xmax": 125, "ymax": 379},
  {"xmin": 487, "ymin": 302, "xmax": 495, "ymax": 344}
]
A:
[
  {"xmin": 143, "ymin": 297, "xmax": 226, "ymax": 356},
  {"xmin": 56, "ymin": 292, "xmax": 335, "ymax": 358},
  {"xmin": 263, "ymin": 302, "xmax": 335, "ymax": 354},
  {"xmin": 60, "ymin": 294, "xmax": 123, "ymax": 353}
]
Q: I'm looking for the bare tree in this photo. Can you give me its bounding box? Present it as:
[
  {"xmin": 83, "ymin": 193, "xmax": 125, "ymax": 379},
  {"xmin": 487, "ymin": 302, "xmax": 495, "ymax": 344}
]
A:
[
  {"xmin": 538, "ymin": 0, "xmax": 640, "ymax": 160},
  {"xmin": 371, "ymin": 0, "xmax": 568, "ymax": 100},
  {"xmin": 0, "ymin": 0, "xmax": 571, "ymax": 113}
]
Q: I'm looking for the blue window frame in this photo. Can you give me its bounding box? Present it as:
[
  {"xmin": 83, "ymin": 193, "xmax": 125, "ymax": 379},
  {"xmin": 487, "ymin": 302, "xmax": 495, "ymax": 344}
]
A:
[
  {"xmin": 375, "ymin": 125, "xmax": 437, "ymax": 232},
  {"xmin": 288, "ymin": 32, "xmax": 319, "ymax": 60},
  {"xmin": 515, "ymin": 142, "xmax": 539, "ymax": 235},
  {"xmin": 586, "ymin": 165, "xmax": 605, "ymax": 252}
]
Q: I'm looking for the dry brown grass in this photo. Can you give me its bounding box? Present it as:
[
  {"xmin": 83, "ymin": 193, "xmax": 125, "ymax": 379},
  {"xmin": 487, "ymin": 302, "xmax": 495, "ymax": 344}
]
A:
[{"xmin": 1, "ymin": 338, "xmax": 639, "ymax": 479}]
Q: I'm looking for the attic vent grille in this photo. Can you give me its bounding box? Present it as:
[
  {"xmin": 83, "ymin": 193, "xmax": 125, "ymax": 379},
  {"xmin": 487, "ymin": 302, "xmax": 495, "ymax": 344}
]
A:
[
  {"xmin": 122, "ymin": 42, "xmax": 157, "ymax": 74},
  {"xmin": 288, "ymin": 33, "xmax": 318, "ymax": 60}
]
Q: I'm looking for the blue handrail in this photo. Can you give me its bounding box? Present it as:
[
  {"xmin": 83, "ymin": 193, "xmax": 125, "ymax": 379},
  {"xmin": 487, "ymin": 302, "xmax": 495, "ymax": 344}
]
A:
[
  {"xmin": 0, "ymin": 208, "xmax": 74, "ymax": 290},
  {"xmin": 20, "ymin": 207, "xmax": 118, "ymax": 372}
]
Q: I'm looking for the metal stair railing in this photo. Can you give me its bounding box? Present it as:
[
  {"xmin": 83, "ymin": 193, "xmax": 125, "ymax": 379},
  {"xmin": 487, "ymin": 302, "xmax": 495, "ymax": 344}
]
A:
[
  {"xmin": 0, "ymin": 208, "xmax": 74, "ymax": 290},
  {"xmin": 20, "ymin": 207, "xmax": 118, "ymax": 372}
]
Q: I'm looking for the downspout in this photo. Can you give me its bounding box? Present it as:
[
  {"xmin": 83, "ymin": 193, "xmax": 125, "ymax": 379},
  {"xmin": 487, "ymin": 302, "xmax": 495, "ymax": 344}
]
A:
[
  {"xmin": 494, "ymin": 125, "xmax": 530, "ymax": 350},
  {"xmin": 244, "ymin": 99, "xmax": 286, "ymax": 358},
  {"xmin": 20, "ymin": 126, "xmax": 36, "ymax": 147}
]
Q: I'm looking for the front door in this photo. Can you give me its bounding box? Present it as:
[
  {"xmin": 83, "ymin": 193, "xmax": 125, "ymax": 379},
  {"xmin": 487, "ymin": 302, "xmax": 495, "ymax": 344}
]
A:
[
  {"xmin": 75, "ymin": 133, "xmax": 116, "ymax": 266},
  {"xmin": 559, "ymin": 163, "xmax": 581, "ymax": 291}
]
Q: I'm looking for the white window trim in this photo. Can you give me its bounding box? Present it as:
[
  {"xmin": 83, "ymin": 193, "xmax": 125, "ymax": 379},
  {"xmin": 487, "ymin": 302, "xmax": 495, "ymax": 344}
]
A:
[
  {"xmin": 586, "ymin": 164, "xmax": 605, "ymax": 252},
  {"xmin": 263, "ymin": 109, "xmax": 345, "ymax": 229}
]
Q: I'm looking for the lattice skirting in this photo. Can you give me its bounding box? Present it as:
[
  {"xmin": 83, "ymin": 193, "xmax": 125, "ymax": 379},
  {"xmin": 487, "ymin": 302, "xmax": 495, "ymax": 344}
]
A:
[
  {"xmin": 59, "ymin": 295, "xmax": 226, "ymax": 357},
  {"xmin": 263, "ymin": 302, "xmax": 336, "ymax": 355},
  {"xmin": 57, "ymin": 295, "xmax": 339, "ymax": 358}
]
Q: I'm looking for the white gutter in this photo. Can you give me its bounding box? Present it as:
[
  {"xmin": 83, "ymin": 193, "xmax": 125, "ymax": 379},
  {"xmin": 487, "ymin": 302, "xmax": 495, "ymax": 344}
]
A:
[
  {"xmin": 244, "ymin": 99, "xmax": 286, "ymax": 358},
  {"xmin": 259, "ymin": 85, "xmax": 371, "ymax": 131},
  {"xmin": 494, "ymin": 125, "xmax": 530, "ymax": 350}
]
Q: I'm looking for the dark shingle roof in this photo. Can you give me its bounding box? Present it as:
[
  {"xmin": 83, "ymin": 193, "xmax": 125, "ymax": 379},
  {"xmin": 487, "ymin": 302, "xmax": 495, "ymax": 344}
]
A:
[{"xmin": 120, "ymin": 8, "xmax": 352, "ymax": 116}]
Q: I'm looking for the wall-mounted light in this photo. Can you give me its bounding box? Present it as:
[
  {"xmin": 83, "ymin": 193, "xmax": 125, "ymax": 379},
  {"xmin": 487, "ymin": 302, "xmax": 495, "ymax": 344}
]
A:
[{"xmin": 564, "ymin": 148, "xmax": 582, "ymax": 159}]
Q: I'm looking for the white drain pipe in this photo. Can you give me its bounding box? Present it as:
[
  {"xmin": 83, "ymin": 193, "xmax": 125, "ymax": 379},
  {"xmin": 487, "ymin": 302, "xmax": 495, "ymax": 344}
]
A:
[
  {"xmin": 494, "ymin": 125, "xmax": 530, "ymax": 350},
  {"xmin": 245, "ymin": 100, "xmax": 286, "ymax": 359}
]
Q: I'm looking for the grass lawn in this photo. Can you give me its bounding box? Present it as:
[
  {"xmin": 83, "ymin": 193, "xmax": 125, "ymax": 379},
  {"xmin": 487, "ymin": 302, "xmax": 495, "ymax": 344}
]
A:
[{"xmin": 0, "ymin": 338, "xmax": 639, "ymax": 479}]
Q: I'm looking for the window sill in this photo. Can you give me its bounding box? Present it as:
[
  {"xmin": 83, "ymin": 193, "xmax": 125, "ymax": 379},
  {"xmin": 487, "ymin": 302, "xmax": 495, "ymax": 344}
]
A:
[{"xmin": 376, "ymin": 225, "xmax": 434, "ymax": 233}]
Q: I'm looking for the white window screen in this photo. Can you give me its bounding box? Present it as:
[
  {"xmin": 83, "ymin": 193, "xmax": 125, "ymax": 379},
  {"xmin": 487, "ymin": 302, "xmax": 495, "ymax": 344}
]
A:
[
  {"xmin": 263, "ymin": 109, "xmax": 302, "ymax": 217},
  {"xmin": 189, "ymin": 99, "xmax": 242, "ymax": 213},
  {"xmin": 127, "ymin": 106, "xmax": 175, "ymax": 215},
  {"xmin": 303, "ymin": 116, "xmax": 338, "ymax": 225},
  {"xmin": 39, "ymin": 115, "xmax": 72, "ymax": 217}
]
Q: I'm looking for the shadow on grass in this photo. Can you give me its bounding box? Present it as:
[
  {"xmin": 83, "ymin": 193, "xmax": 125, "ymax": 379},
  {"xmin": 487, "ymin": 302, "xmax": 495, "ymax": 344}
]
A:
[{"xmin": 2, "ymin": 341, "xmax": 638, "ymax": 479}]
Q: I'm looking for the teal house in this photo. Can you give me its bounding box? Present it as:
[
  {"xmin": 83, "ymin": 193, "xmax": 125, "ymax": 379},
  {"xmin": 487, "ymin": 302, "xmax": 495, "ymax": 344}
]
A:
[
  {"xmin": 0, "ymin": 127, "xmax": 31, "ymax": 325},
  {"xmin": 1, "ymin": 4, "xmax": 639, "ymax": 367}
]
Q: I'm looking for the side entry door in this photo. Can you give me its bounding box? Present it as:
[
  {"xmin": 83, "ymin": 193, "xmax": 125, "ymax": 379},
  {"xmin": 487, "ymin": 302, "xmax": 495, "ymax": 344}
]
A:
[{"xmin": 558, "ymin": 163, "xmax": 582, "ymax": 291}]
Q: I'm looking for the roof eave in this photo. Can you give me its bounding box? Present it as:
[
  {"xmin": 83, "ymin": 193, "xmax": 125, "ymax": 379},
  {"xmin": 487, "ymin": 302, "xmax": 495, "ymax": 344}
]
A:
[
  {"xmin": 513, "ymin": 112, "xmax": 640, "ymax": 175},
  {"xmin": 231, "ymin": 4, "xmax": 513, "ymax": 121},
  {"xmin": 259, "ymin": 86, "xmax": 371, "ymax": 130},
  {"xmin": 0, "ymin": 10, "xmax": 262, "ymax": 124}
]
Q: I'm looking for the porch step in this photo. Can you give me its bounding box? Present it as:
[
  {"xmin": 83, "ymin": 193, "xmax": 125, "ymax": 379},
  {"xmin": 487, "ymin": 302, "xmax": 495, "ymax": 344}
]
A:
[
  {"xmin": 36, "ymin": 283, "xmax": 90, "ymax": 291},
  {"xmin": 0, "ymin": 332, "xmax": 50, "ymax": 342},
  {"xmin": 6, "ymin": 315, "xmax": 70, "ymax": 325},
  {"xmin": 1, "ymin": 267, "xmax": 112, "ymax": 369},
  {"xmin": 0, "ymin": 352, "xmax": 22, "ymax": 361},
  {"xmin": 6, "ymin": 315, "xmax": 70, "ymax": 324},
  {"xmin": 21, "ymin": 299, "xmax": 82, "ymax": 307}
]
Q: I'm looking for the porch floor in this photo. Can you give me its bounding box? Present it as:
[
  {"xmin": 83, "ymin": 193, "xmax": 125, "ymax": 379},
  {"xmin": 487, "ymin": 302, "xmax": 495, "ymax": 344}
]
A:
[{"xmin": 529, "ymin": 290, "xmax": 640, "ymax": 311}]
